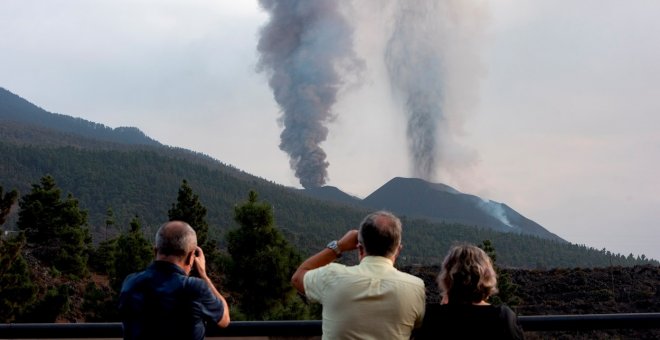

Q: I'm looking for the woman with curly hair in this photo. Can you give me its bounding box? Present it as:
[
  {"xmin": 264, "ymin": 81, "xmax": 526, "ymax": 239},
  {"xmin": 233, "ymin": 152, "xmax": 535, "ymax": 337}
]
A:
[{"xmin": 415, "ymin": 244, "xmax": 524, "ymax": 339}]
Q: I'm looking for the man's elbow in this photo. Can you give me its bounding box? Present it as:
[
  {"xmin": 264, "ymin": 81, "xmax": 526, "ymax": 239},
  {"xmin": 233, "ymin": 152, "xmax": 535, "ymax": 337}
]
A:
[
  {"xmin": 291, "ymin": 270, "xmax": 306, "ymax": 295},
  {"xmin": 217, "ymin": 311, "xmax": 230, "ymax": 328}
]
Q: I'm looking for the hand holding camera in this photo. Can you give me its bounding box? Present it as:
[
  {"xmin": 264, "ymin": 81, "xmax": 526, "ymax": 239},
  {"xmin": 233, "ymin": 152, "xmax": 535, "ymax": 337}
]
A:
[{"xmin": 192, "ymin": 246, "xmax": 208, "ymax": 279}]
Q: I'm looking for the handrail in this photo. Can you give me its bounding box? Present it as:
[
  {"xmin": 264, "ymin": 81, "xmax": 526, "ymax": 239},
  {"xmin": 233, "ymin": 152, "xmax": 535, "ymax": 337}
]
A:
[
  {"xmin": 519, "ymin": 313, "xmax": 660, "ymax": 331},
  {"xmin": 0, "ymin": 313, "xmax": 658, "ymax": 338}
]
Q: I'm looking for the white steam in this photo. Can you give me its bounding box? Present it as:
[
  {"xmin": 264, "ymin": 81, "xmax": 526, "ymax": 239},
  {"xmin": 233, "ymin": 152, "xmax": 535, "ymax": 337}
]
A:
[{"xmin": 478, "ymin": 198, "xmax": 518, "ymax": 229}]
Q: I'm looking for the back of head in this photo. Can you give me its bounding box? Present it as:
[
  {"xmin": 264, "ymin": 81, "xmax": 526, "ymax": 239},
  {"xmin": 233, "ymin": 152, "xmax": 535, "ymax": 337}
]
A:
[
  {"xmin": 155, "ymin": 221, "xmax": 197, "ymax": 260},
  {"xmin": 358, "ymin": 211, "xmax": 402, "ymax": 257},
  {"xmin": 438, "ymin": 244, "xmax": 498, "ymax": 304}
]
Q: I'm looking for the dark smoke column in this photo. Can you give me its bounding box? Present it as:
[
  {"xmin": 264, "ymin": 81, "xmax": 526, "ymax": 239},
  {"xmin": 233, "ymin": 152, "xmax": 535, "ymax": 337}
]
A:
[{"xmin": 256, "ymin": 0, "xmax": 361, "ymax": 188}]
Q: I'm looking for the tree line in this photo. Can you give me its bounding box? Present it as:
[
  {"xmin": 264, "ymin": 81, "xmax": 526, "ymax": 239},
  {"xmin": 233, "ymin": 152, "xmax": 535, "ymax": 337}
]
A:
[
  {"xmin": 2, "ymin": 175, "xmax": 657, "ymax": 323},
  {"xmin": 1, "ymin": 142, "xmax": 656, "ymax": 270},
  {"xmin": 0, "ymin": 176, "xmax": 314, "ymax": 322}
]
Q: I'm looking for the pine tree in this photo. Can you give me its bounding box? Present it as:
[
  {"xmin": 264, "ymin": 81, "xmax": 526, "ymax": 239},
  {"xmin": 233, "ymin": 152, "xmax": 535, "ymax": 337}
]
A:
[
  {"xmin": 104, "ymin": 207, "xmax": 115, "ymax": 241},
  {"xmin": 168, "ymin": 179, "xmax": 209, "ymax": 246},
  {"xmin": 226, "ymin": 191, "xmax": 307, "ymax": 320},
  {"xmin": 81, "ymin": 281, "xmax": 118, "ymax": 322},
  {"xmin": 0, "ymin": 187, "xmax": 36, "ymax": 322},
  {"xmin": 89, "ymin": 238, "xmax": 117, "ymax": 275},
  {"xmin": 0, "ymin": 233, "xmax": 37, "ymax": 322},
  {"xmin": 0, "ymin": 186, "xmax": 18, "ymax": 226},
  {"xmin": 168, "ymin": 179, "xmax": 221, "ymax": 273},
  {"xmin": 480, "ymin": 240, "xmax": 520, "ymax": 306},
  {"xmin": 21, "ymin": 284, "xmax": 73, "ymax": 322},
  {"xmin": 17, "ymin": 175, "xmax": 91, "ymax": 277},
  {"xmin": 111, "ymin": 215, "xmax": 152, "ymax": 292},
  {"xmin": 89, "ymin": 207, "xmax": 118, "ymax": 274}
]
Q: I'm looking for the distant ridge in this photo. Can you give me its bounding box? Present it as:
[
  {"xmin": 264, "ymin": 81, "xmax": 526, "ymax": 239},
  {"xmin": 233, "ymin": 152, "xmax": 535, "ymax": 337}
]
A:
[
  {"xmin": 299, "ymin": 186, "xmax": 362, "ymax": 206},
  {"xmin": 301, "ymin": 177, "xmax": 564, "ymax": 242},
  {"xmin": 362, "ymin": 177, "xmax": 564, "ymax": 242},
  {"xmin": 0, "ymin": 87, "xmax": 160, "ymax": 146}
]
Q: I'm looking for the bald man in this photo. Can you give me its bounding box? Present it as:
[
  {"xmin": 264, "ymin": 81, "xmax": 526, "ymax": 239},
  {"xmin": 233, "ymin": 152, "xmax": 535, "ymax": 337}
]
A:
[{"xmin": 119, "ymin": 221, "xmax": 230, "ymax": 340}]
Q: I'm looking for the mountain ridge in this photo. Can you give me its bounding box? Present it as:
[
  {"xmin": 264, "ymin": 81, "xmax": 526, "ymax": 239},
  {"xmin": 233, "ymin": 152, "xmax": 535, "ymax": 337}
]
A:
[
  {"xmin": 2, "ymin": 86, "xmax": 654, "ymax": 268},
  {"xmin": 363, "ymin": 177, "xmax": 563, "ymax": 241},
  {"xmin": 0, "ymin": 87, "xmax": 160, "ymax": 147},
  {"xmin": 302, "ymin": 177, "xmax": 563, "ymax": 242}
]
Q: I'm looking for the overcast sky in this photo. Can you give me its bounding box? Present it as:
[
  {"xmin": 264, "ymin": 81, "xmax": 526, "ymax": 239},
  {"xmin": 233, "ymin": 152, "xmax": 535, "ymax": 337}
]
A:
[{"xmin": 1, "ymin": 1, "xmax": 659, "ymax": 261}]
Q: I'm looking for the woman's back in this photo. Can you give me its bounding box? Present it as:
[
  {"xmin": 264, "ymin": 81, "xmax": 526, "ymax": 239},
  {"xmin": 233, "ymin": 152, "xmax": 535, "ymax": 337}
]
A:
[{"xmin": 415, "ymin": 303, "xmax": 524, "ymax": 339}]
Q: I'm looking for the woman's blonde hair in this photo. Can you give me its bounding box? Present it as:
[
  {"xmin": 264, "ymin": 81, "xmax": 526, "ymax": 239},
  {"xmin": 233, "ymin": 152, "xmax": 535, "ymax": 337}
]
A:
[{"xmin": 437, "ymin": 243, "xmax": 498, "ymax": 304}]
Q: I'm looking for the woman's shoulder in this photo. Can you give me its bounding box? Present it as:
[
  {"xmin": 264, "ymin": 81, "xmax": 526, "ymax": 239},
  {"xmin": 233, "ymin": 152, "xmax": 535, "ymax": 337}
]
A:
[
  {"xmin": 424, "ymin": 303, "xmax": 516, "ymax": 319},
  {"xmin": 494, "ymin": 304, "xmax": 520, "ymax": 322},
  {"xmin": 417, "ymin": 303, "xmax": 523, "ymax": 340}
]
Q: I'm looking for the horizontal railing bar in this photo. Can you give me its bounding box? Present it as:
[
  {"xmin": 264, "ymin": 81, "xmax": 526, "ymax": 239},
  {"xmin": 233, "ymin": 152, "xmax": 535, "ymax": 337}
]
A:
[
  {"xmin": 207, "ymin": 320, "xmax": 322, "ymax": 337},
  {"xmin": 0, "ymin": 323, "xmax": 122, "ymax": 339},
  {"xmin": 0, "ymin": 313, "xmax": 658, "ymax": 338},
  {"xmin": 519, "ymin": 313, "xmax": 660, "ymax": 331}
]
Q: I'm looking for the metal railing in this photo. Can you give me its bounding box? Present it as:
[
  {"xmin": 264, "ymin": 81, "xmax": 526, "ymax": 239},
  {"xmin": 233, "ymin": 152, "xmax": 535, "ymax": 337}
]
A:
[{"xmin": 0, "ymin": 313, "xmax": 659, "ymax": 338}]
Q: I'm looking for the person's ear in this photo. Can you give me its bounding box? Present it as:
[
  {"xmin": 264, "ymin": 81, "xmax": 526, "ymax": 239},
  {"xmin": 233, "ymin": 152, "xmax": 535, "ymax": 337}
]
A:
[{"xmin": 186, "ymin": 251, "xmax": 195, "ymax": 266}]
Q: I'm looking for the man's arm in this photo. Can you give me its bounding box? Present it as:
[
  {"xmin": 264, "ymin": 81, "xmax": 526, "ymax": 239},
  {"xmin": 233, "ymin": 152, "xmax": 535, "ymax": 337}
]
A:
[
  {"xmin": 194, "ymin": 247, "xmax": 230, "ymax": 328},
  {"xmin": 291, "ymin": 230, "xmax": 359, "ymax": 295}
]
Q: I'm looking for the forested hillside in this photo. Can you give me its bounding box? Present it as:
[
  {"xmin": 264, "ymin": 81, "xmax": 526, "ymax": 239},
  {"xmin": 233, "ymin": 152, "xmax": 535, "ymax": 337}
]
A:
[
  {"xmin": 1, "ymin": 141, "xmax": 655, "ymax": 268},
  {"xmin": 1, "ymin": 86, "xmax": 657, "ymax": 268}
]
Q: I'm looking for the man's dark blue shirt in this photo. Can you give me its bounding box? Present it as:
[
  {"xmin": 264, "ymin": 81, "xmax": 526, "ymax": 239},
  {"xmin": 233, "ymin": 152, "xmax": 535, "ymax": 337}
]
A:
[{"xmin": 119, "ymin": 261, "xmax": 225, "ymax": 340}]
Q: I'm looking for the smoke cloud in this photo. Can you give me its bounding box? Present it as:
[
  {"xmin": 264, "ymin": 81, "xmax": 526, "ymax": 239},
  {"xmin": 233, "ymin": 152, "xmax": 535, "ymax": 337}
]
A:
[
  {"xmin": 256, "ymin": 0, "xmax": 363, "ymax": 188},
  {"xmin": 478, "ymin": 198, "xmax": 518, "ymax": 230},
  {"xmin": 256, "ymin": 0, "xmax": 485, "ymax": 188},
  {"xmin": 384, "ymin": 0, "xmax": 487, "ymax": 182}
]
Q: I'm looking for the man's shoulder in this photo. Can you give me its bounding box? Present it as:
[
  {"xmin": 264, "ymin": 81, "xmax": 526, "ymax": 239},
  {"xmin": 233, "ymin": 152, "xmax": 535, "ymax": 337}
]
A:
[
  {"xmin": 391, "ymin": 268, "xmax": 425, "ymax": 288},
  {"xmin": 183, "ymin": 275, "xmax": 206, "ymax": 288},
  {"xmin": 307, "ymin": 261, "xmax": 424, "ymax": 287},
  {"xmin": 304, "ymin": 262, "xmax": 349, "ymax": 291},
  {"xmin": 181, "ymin": 276, "xmax": 215, "ymax": 297},
  {"xmin": 120, "ymin": 270, "xmax": 149, "ymax": 292},
  {"xmin": 123, "ymin": 270, "xmax": 142, "ymax": 282},
  {"xmin": 309, "ymin": 262, "xmax": 349, "ymax": 275}
]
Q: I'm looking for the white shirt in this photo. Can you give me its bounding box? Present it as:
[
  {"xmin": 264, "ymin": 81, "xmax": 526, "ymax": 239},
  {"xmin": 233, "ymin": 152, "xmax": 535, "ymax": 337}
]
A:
[{"xmin": 304, "ymin": 256, "xmax": 426, "ymax": 340}]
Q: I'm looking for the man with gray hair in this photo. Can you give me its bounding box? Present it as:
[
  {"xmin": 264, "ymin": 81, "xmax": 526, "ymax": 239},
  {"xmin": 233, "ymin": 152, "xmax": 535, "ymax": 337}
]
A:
[
  {"xmin": 119, "ymin": 221, "xmax": 230, "ymax": 340},
  {"xmin": 292, "ymin": 211, "xmax": 426, "ymax": 340}
]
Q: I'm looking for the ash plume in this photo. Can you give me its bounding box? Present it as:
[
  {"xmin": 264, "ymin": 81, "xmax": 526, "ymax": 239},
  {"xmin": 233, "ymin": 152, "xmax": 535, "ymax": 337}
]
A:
[
  {"xmin": 384, "ymin": 1, "xmax": 486, "ymax": 181},
  {"xmin": 256, "ymin": 0, "xmax": 362, "ymax": 188}
]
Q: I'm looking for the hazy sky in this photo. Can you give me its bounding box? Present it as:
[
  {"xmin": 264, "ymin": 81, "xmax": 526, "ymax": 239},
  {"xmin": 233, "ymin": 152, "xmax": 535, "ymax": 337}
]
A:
[{"xmin": 1, "ymin": 1, "xmax": 659, "ymax": 261}]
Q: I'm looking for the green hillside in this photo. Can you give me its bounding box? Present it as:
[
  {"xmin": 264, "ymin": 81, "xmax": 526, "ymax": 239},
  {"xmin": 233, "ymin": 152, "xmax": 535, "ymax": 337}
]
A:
[
  {"xmin": 1, "ymin": 87, "xmax": 657, "ymax": 268},
  {"xmin": 1, "ymin": 140, "xmax": 656, "ymax": 268}
]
